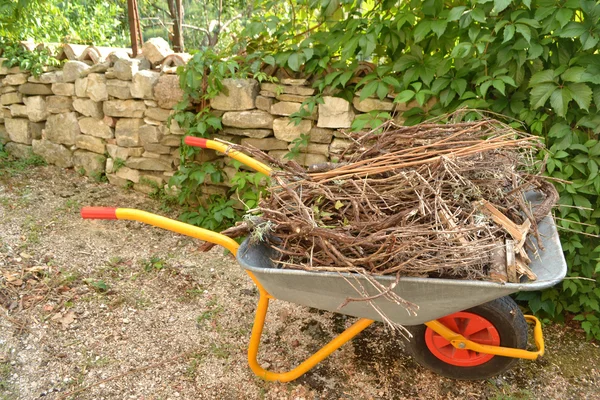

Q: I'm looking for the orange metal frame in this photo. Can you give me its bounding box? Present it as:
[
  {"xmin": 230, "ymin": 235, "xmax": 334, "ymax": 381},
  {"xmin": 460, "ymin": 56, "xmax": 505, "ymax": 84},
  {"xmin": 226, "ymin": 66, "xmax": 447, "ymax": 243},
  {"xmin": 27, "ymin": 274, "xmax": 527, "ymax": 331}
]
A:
[{"xmin": 79, "ymin": 136, "xmax": 546, "ymax": 382}]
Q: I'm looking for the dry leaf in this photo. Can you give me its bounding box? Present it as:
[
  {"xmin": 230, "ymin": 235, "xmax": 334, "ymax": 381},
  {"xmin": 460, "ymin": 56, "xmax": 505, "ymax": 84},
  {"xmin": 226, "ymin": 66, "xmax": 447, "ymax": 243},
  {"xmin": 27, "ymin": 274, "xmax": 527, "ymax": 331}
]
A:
[{"xmin": 51, "ymin": 311, "xmax": 76, "ymax": 328}]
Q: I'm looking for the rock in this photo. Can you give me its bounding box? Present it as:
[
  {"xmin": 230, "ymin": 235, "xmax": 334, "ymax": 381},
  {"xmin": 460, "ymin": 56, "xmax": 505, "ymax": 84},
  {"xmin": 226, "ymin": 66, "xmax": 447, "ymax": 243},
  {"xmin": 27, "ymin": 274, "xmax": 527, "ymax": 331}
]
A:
[
  {"xmin": 222, "ymin": 110, "xmax": 274, "ymax": 129},
  {"xmin": 73, "ymin": 99, "xmax": 103, "ymax": 118},
  {"xmin": 3, "ymin": 73, "xmax": 29, "ymax": 85},
  {"xmin": 261, "ymin": 82, "xmax": 315, "ymax": 96},
  {"xmin": 125, "ymin": 157, "xmax": 173, "ymax": 171},
  {"xmin": 259, "ymin": 90, "xmax": 276, "ymax": 98},
  {"xmin": 160, "ymin": 135, "xmax": 180, "ymax": 146},
  {"xmin": 32, "ymin": 139, "xmax": 73, "ymax": 167},
  {"xmin": 256, "ymin": 96, "xmax": 273, "ymax": 112},
  {"xmin": 9, "ymin": 104, "xmax": 28, "ymax": 118},
  {"xmin": 240, "ymin": 137, "xmax": 289, "ymax": 151},
  {"xmin": 271, "ymin": 101, "xmax": 316, "ymax": 119},
  {"xmin": 273, "ymin": 118, "xmax": 312, "ymax": 142},
  {"xmin": 79, "ymin": 118, "xmax": 114, "ymax": 139},
  {"xmin": 1, "ymin": 92, "xmax": 23, "ymax": 105},
  {"xmin": 210, "ymin": 79, "xmax": 259, "ymax": 111},
  {"xmin": 317, "ymin": 96, "xmax": 355, "ymax": 128},
  {"xmin": 103, "ymin": 115, "xmax": 117, "ymax": 128},
  {"xmin": 103, "ymin": 100, "xmax": 146, "ymax": 118},
  {"xmin": 34, "ymin": 71, "xmax": 62, "ymax": 84},
  {"xmin": 23, "ymin": 96, "xmax": 49, "ymax": 122},
  {"xmin": 139, "ymin": 124, "xmax": 162, "ymax": 144},
  {"xmin": 352, "ymin": 97, "xmax": 395, "ymax": 113},
  {"xmin": 115, "ymin": 118, "xmax": 143, "ymax": 147},
  {"xmin": 74, "ymin": 77, "xmax": 88, "ymax": 97},
  {"xmin": 1, "ymin": 85, "xmax": 16, "ymax": 93},
  {"xmin": 5, "ymin": 142, "xmax": 33, "ymax": 159},
  {"xmin": 142, "ymin": 37, "xmax": 173, "ymax": 64},
  {"xmin": 45, "ymin": 112, "xmax": 80, "ymax": 145},
  {"xmin": 112, "ymin": 58, "xmax": 140, "ymax": 81},
  {"xmin": 153, "ymin": 75, "xmax": 183, "ymax": 109},
  {"xmin": 289, "ymin": 143, "xmax": 329, "ymax": 156},
  {"xmin": 80, "ymin": 61, "xmax": 110, "ymax": 76},
  {"xmin": 106, "ymin": 173, "xmax": 129, "ymax": 187},
  {"xmin": 329, "ymin": 138, "xmax": 353, "ymax": 154},
  {"xmin": 73, "ymin": 150, "xmax": 106, "ymax": 176},
  {"xmin": 131, "ymin": 70, "xmax": 160, "ymax": 99},
  {"xmin": 106, "ymin": 144, "xmax": 144, "ymax": 160},
  {"xmin": 269, "ymin": 150, "xmax": 327, "ymax": 166},
  {"xmin": 5, "ymin": 118, "xmax": 43, "ymax": 144},
  {"xmin": 75, "ymin": 135, "xmax": 105, "ymax": 154},
  {"xmin": 308, "ymin": 127, "xmax": 334, "ymax": 144},
  {"xmin": 106, "ymin": 79, "xmax": 132, "ymax": 99},
  {"xmin": 281, "ymin": 78, "xmax": 308, "ymax": 86},
  {"xmin": 0, "ymin": 124, "xmax": 8, "ymax": 144},
  {"xmin": 18, "ymin": 83, "xmax": 53, "ymax": 95},
  {"xmin": 63, "ymin": 61, "xmax": 90, "ymax": 82},
  {"xmin": 86, "ymin": 73, "xmax": 108, "ymax": 102},
  {"xmin": 47, "ymin": 96, "xmax": 73, "ymax": 113},
  {"xmin": 51, "ymin": 82, "xmax": 75, "ymax": 96},
  {"xmin": 276, "ymin": 93, "xmax": 311, "ymax": 103},
  {"xmin": 144, "ymin": 107, "xmax": 172, "ymax": 122},
  {"xmin": 222, "ymin": 127, "xmax": 272, "ymax": 138},
  {"xmin": 143, "ymin": 143, "xmax": 171, "ymax": 154},
  {"xmin": 115, "ymin": 166, "xmax": 140, "ymax": 183}
]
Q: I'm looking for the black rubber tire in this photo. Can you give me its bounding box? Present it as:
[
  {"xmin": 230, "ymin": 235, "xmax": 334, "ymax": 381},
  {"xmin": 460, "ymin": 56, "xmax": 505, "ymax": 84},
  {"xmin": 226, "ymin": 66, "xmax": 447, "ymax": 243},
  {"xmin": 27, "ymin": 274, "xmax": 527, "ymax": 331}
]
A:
[{"xmin": 404, "ymin": 296, "xmax": 528, "ymax": 380}]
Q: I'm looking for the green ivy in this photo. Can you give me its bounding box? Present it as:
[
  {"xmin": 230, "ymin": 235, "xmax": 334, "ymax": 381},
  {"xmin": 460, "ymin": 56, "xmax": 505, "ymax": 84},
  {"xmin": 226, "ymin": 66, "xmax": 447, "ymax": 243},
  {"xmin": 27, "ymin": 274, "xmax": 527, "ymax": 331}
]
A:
[{"xmin": 0, "ymin": 41, "xmax": 60, "ymax": 76}]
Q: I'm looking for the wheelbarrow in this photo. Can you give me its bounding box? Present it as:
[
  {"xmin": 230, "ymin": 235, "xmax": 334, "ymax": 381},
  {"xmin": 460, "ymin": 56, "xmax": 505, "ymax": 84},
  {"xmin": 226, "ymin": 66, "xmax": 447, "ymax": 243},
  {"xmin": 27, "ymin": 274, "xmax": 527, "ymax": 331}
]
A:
[{"xmin": 81, "ymin": 137, "xmax": 567, "ymax": 381}]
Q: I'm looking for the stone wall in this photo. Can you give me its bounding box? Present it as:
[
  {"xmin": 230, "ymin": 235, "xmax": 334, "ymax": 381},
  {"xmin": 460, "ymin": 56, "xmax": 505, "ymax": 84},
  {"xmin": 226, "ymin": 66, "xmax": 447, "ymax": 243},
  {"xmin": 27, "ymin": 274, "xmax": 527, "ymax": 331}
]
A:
[{"xmin": 0, "ymin": 39, "xmax": 427, "ymax": 198}]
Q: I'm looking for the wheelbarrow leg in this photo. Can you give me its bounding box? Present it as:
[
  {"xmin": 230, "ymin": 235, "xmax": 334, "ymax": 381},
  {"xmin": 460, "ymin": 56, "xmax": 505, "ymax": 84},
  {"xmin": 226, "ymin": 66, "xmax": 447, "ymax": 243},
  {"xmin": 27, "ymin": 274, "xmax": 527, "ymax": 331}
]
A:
[{"xmin": 247, "ymin": 285, "xmax": 374, "ymax": 382}]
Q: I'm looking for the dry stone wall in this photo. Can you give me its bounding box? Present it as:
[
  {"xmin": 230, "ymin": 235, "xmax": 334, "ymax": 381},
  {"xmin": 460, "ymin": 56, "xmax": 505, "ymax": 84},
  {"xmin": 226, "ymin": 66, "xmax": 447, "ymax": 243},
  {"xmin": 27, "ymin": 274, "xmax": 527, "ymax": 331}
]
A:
[{"xmin": 0, "ymin": 39, "xmax": 427, "ymax": 200}]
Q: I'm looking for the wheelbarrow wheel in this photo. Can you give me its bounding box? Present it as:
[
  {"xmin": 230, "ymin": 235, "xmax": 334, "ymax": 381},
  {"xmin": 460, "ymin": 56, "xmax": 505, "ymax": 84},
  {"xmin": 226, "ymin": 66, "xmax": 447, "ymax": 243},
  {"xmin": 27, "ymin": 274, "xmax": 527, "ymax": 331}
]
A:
[{"xmin": 404, "ymin": 296, "xmax": 527, "ymax": 380}]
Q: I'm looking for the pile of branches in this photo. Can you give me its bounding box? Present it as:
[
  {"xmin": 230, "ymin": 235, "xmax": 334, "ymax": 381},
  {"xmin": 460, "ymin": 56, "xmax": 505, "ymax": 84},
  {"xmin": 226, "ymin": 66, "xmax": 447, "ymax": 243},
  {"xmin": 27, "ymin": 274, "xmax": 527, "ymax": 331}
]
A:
[{"xmin": 223, "ymin": 114, "xmax": 557, "ymax": 286}]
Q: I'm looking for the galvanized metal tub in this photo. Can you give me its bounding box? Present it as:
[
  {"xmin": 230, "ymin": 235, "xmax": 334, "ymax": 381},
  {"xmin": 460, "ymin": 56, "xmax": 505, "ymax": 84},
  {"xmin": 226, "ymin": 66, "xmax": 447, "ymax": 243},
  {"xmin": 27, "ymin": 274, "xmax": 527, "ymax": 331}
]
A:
[{"xmin": 237, "ymin": 192, "xmax": 567, "ymax": 325}]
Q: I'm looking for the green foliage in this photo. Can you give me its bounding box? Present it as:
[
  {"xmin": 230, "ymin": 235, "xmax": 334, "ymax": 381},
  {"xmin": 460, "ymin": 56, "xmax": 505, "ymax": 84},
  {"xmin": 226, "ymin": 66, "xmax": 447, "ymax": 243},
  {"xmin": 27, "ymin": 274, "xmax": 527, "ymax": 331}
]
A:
[
  {"xmin": 0, "ymin": 42, "xmax": 60, "ymax": 76},
  {"xmin": 141, "ymin": 255, "xmax": 166, "ymax": 272},
  {"xmin": 235, "ymin": 0, "xmax": 600, "ymax": 338}
]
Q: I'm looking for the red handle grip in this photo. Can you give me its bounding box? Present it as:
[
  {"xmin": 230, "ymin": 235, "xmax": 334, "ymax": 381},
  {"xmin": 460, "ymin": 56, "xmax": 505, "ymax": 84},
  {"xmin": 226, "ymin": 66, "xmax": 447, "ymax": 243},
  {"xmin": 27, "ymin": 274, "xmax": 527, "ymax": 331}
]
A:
[
  {"xmin": 81, "ymin": 207, "xmax": 118, "ymax": 219},
  {"xmin": 184, "ymin": 136, "xmax": 208, "ymax": 148}
]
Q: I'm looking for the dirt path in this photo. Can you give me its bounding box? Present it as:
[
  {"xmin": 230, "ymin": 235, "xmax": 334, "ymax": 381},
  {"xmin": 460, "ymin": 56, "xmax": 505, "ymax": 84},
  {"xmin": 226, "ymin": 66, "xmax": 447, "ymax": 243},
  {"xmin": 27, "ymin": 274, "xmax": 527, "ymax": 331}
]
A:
[{"xmin": 0, "ymin": 160, "xmax": 599, "ymax": 400}]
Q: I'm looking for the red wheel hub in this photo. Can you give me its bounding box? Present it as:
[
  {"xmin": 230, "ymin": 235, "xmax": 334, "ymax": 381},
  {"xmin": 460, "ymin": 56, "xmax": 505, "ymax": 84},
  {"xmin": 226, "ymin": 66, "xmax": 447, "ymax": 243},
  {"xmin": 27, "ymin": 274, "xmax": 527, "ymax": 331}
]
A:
[{"xmin": 425, "ymin": 311, "xmax": 501, "ymax": 367}]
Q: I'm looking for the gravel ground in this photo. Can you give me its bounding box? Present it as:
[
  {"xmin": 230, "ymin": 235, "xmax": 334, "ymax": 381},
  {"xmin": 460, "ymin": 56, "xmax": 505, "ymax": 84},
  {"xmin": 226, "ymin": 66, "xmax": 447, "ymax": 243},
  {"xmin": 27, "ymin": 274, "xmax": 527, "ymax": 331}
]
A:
[{"xmin": 0, "ymin": 161, "xmax": 599, "ymax": 400}]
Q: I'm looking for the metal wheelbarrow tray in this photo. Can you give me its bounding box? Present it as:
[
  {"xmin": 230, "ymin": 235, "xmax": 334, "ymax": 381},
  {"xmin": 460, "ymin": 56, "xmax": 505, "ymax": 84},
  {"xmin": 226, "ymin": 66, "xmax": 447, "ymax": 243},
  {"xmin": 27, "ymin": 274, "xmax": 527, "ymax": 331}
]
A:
[{"xmin": 81, "ymin": 137, "xmax": 567, "ymax": 382}]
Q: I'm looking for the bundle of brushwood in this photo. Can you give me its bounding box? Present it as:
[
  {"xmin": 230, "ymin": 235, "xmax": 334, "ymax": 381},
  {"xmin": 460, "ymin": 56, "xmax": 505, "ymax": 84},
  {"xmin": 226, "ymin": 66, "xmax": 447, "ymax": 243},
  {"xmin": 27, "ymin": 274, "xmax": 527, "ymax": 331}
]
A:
[{"xmin": 217, "ymin": 113, "xmax": 558, "ymax": 288}]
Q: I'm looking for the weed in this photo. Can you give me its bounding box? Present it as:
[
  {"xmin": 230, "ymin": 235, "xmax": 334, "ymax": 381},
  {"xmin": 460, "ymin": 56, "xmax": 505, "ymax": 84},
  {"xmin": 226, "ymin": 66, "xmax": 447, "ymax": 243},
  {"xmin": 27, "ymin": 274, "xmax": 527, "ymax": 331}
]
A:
[
  {"xmin": 91, "ymin": 171, "xmax": 108, "ymax": 183},
  {"xmin": 196, "ymin": 298, "xmax": 223, "ymax": 326},
  {"xmin": 113, "ymin": 158, "xmax": 126, "ymax": 172},
  {"xmin": 208, "ymin": 343, "xmax": 230, "ymax": 359},
  {"xmin": 141, "ymin": 256, "xmax": 166, "ymax": 272},
  {"xmin": 185, "ymin": 352, "xmax": 204, "ymax": 378},
  {"xmin": 84, "ymin": 279, "xmax": 109, "ymax": 293},
  {"xmin": 77, "ymin": 167, "xmax": 86, "ymax": 176}
]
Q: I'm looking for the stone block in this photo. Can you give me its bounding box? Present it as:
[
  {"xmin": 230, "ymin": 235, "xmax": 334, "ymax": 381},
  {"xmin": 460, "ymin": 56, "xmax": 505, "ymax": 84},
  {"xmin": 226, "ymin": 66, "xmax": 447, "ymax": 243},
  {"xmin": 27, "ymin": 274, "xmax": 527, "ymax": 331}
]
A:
[
  {"xmin": 0, "ymin": 124, "xmax": 8, "ymax": 144},
  {"xmin": 153, "ymin": 75, "xmax": 183, "ymax": 109},
  {"xmin": 106, "ymin": 144, "xmax": 143, "ymax": 160},
  {"xmin": 3, "ymin": 73, "xmax": 29, "ymax": 85},
  {"xmin": 210, "ymin": 79, "xmax": 259, "ymax": 111},
  {"xmin": 1, "ymin": 92, "xmax": 23, "ymax": 105},
  {"xmin": 103, "ymin": 100, "xmax": 146, "ymax": 118},
  {"xmin": 63, "ymin": 61, "xmax": 90, "ymax": 82},
  {"xmin": 9, "ymin": 104, "xmax": 28, "ymax": 118},
  {"xmin": 5, "ymin": 142, "xmax": 33, "ymax": 159},
  {"xmin": 73, "ymin": 98, "xmax": 104, "ymax": 118},
  {"xmin": 352, "ymin": 97, "xmax": 395, "ymax": 113},
  {"xmin": 289, "ymin": 143, "xmax": 329, "ymax": 156},
  {"xmin": 276, "ymin": 93, "xmax": 311, "ymax": 103},
  {"xmin": 115, "ymin": 166, "xmax": 140, "ymax": 183},
  {"xmin": 75, "ymin": 135, "xmax": 105, "ymax": 154},
  {"xmin": 112, "ymin": 58, "xmax": 139, "ymax": 81},
  {"xmin": 106, "ymin": 173, "xmax": 129, "ymax": 187},
  {"xmin": 139, "ymin": 124, "xmax": 162, "ymax": 144},
  {"xmin": 160, "ymin": 135, "xmax": 180, "ymax": 146},
  {"xmin": 75, "ymin": 77, "xmax": 88, "ymax": 97},
  {"xmin": 256, "ymin": 96, "xmax": 273, "ymax": 112},
  {"xmin": 115, "ymin": 118, "xmax": 143, "ymax": 147},
  {"xmin": 45, "ymin": 112, "xmax": 80, "ymax": 145},
  {"xmin": 308, "ymin": 127, "xmax": 334, "ymax": 144},
  {"xmin": 143, "ymin": 143, "xmax": 171, "ymax": 154},
  {"xmin": 73, "ymin": 150, "xmax": 106, "ymax": 176},
  {"xmin": 269, "ymin": 150, "xmax": 327, "ymax": 166},
  {"xmin": 51, "ymin": 82, "xmax": 75, "ymax": 96},
  {"xmin": 273, "ymin": 118, "xmax": 312, "ymax": 142},
  {"xmin": 142, "ymin": 37, "xmax": 173, "ymax": 64},
  {"xmin": 281, "ymin": 78, "xmax": 308, "ymax": 86},
  {"xmin": 23, "ymin": 96, "xmax": 49, "ymax": 122},
  {"xmin": 259, "ymin": 90, "xmax": 276, "ymax": 98},
  {"xmin": 32, "ymin": 139, "xmax": 73, "ymax": 167},
  {"xmin": 79, "ymin": 117, "xmax": 114, "ymax": 139},
  {"xmin": 1, "ymin": 85, "xmax": 16, "ymax": 93},
  {"xmin": 34, "ymin": 71, "xmax": 62, "ymax": 84},
  {"xmin": 86, "ymin": 73, "xmax": 108, "ymax": 102},
  {"xmin": 131, "ymin": 70, "xmax": 160, "ymax": 99},
  {"xmin": 18, "ymin": 83, "xmax": 52, "ymax": 95},
  {"xmin": 222, "ymin": 110, "xmax": 274, "ymax": 129},
  {"xmin": 145, "ymin": 107, "xmax": 172, "ymax": 122},
  {"xmin": 240, "ymin": 137, "xmax": 289, "ymax": 151},
  {"xmin": 222, "ymin": 128, "xmax": 272, "ymax": 138},
  {"xmin": 125, "ymin": 157, "xmax": 173, "ymax": 171},
  {"xmin": 106, "ymin": 79, "xmax": 132, "ymax": 99},
  {"xmin": 47, "ymin": 96, "xmax": 73, "ymax": 113},
  {"xmin": 5, "ymin": 118, "xmax": 43, "ymax": 144},
  {"xmin": 271, "ymin": 101, "xmax": 317, "ymax": 119},
  {"xmin": 261, "ymin": 82, "xmax": 315, "ymax": 96},
  {"xmin": 317, "ymin": 96, "xmax": 355, "ymax": 128},
  {"xmin": 329, "ymin": 138, "xmax": 353, "ymax": 155}
]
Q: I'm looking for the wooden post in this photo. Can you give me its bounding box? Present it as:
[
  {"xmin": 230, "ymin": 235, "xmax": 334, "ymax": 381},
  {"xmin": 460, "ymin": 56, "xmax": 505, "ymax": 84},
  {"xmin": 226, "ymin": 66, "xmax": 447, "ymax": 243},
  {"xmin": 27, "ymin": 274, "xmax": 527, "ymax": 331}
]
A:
[{"xmin": 127, "ymin": 0, "xmax": 141, "ymax": 57}]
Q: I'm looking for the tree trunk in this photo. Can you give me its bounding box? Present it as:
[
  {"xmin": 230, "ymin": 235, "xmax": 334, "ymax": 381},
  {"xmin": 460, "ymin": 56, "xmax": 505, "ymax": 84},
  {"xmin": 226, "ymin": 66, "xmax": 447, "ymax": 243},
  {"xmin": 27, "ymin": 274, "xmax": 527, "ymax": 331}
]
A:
[{"xmin": 167, "ymin": 0, "xmax": 184, "ymax": 52}]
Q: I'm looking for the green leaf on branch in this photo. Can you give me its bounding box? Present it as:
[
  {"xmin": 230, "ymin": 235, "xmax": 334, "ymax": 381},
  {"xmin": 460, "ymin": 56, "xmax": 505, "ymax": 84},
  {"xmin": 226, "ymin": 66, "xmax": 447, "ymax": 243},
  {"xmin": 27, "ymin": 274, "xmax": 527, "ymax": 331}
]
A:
[
  {"xmin": 568, "ymin": 83, "xmax": 593, "ymax": 111},
  {"xmin": 550, "ymin": 88, "xmax": 572, "ymax": 117},
  {"xmin": 530, "ymin": 83, "xmax": 557, "ymax": 109}
]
